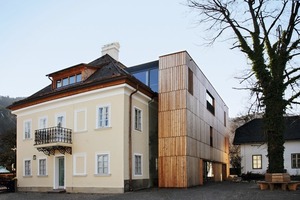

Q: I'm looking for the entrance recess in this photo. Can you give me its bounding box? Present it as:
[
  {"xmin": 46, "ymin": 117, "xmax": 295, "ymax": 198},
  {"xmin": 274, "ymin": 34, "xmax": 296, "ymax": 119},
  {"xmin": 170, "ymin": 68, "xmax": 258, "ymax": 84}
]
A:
[{"xmin": 55, "ymin": 156, "xmax": 65, "ymax": 189}]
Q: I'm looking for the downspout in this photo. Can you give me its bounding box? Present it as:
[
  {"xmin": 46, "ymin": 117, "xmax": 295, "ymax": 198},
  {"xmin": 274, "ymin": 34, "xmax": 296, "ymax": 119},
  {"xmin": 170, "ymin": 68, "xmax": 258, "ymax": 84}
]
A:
[
  {"xmin": 129, "ymin": 85, "xmax": 139, "ymax": 191},
  {"xmin": 147, "ymin": 97, "xmax": 155, "ymax": 188}
]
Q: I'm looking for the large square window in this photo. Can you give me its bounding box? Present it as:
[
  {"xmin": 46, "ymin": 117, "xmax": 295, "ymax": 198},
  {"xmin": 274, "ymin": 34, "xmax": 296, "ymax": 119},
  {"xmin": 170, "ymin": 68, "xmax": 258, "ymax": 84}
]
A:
[
  {"xmin": 252, "ymin": 155, "xmax": 262, "ymax": 169},
  {"xmin": 133, "ymin": 71, "xmax": 148, "ymax": 85}
]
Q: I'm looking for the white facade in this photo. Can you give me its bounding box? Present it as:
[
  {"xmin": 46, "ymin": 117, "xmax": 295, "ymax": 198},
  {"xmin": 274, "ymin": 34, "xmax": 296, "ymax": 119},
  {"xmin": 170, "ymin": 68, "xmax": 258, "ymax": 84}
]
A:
[{"xmin": 240, "ymin": 141, "xmax": 300, "ymax": 175}]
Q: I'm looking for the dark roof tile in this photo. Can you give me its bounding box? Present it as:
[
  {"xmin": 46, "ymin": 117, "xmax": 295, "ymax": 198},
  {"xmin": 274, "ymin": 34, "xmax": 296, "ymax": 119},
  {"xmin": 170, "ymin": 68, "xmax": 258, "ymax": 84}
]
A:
[{"xmin": 233, "ymin": 116, "xmax": 300, "ymax": 144}]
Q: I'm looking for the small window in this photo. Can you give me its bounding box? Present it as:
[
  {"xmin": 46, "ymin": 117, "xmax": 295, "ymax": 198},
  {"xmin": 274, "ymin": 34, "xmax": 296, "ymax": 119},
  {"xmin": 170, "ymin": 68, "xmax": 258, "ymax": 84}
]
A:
[
  {"xmin": 252, "ymin": 155, "xmax": 262, "ymax": 169},
  {"xmin": 97, "ymin": 105, "xmax": 110, "ymax": 128},
  {"xmin": 188, "ymin": 68, "xmax": 193, "ymax": 95},
  {"xmin": 291, "ymin": 154, "xmax": 300, "ymax": 168},
  {"xmin": 24, "ymin": 120, "xmax": 32, "ymax": 139},
  {"xmin": 206, "ymin": 91, "xmax": 215, "ymax": 115},
  {"xmin": 210, "ymin": 126, "xmax": 213, "ymax": 147},
  {"xmin": 62, "ymin": 78, "xmax": 69, "ymax": 86},
  {"xmin": 76, "ymin": 74, "xmax": 82, "ymax": 82},
  {"xmin": 38, "ymin": 158, "xmax": 47, "ymax": 176},
  {"xmin": 24, "ymin": 159, "xmax": 31, "ymax": 176},
  {"xmin": 134, "ymin": 154, "xmax": 142, "ymax": 176},
  {"xmin": 96, "ymin": 154, "xmax": 109, "ymax": 175},
  {"xmin": 224, "ymin": 111, "xmax": 227, "ymax": 127},
  {"xmin": 134, "ymin": 108, "xmax": 142, "ymax": 131},
  {"xmin": 56, "ymin": 80, "xmax": 62, "ymax": 88},
  {"xmin": 69, "ymin": 75, "xmax": 75, "ymax": 84}
]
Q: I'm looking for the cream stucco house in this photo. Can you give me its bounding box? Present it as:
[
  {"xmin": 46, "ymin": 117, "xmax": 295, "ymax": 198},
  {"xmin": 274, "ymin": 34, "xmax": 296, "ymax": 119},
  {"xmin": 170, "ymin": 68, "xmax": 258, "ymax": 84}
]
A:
[{"xmin": 9, "ymin": 43, "xmax": 230, "ymax": 193}]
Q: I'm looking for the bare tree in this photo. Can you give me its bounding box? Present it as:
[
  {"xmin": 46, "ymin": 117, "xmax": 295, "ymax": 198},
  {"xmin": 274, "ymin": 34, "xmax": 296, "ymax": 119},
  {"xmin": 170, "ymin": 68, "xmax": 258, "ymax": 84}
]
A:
[{"xmin": 187, "ymin": 0, "xmax": 300, "ymax": 173}]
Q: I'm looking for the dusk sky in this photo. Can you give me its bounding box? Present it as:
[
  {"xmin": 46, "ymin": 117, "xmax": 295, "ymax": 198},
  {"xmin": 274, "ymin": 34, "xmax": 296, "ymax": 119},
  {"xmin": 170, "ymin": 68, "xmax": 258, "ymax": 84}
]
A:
[{"xmin": 0, "ymin": 0, "xmax": 251, "ymax": 117}]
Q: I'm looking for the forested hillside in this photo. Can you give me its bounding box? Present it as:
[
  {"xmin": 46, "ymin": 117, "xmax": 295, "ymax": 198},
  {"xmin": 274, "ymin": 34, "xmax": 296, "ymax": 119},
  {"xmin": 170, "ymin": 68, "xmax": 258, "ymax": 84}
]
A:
[
  {"xmin": 0, "ymin": 96, "xmax": 23, "ymax": 135},
  {"xmin": 0, "ymin": 96, "xmax": 24, "ymax": 171}
]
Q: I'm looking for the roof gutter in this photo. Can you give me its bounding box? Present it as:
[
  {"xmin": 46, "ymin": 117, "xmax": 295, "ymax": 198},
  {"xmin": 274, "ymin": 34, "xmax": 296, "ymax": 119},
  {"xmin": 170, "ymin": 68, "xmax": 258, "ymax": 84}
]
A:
[{"xmin": 128, "ymin": 85, "xmax": 139, "ymax": 191}]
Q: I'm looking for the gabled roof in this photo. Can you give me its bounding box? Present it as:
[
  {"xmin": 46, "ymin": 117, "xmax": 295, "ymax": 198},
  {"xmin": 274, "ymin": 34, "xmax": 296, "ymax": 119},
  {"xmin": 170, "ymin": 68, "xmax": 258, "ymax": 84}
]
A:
[
  {"xmin": 8, "ymin": 54, "xmax": 155, "ymax": 111},
  {"xmin": 233, "ymin": 116, "xmax": 300, "ymax": 145}
]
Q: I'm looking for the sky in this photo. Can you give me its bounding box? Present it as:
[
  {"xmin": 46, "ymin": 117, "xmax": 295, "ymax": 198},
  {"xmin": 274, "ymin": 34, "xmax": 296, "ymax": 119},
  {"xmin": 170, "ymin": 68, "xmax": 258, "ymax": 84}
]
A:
[{"xmin": 0, "ymin": 0, "xmax": 251, "ymax": 117}]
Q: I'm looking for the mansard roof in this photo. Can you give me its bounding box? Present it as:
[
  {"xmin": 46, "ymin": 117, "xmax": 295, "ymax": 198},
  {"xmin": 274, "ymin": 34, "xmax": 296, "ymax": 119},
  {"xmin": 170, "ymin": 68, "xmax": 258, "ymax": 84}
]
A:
[
  {"xmin": 8, "ymin": 54, "xmax": 155, "ymax": 111},
  {"xmin": 233, "ymin": 116, "xmax": 300, "ymax": 145}
]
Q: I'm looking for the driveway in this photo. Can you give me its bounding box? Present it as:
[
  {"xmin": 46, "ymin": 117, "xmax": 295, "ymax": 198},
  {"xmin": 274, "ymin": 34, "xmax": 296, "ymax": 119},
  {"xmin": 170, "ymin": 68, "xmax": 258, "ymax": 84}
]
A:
[{"xmin": 1, "ymin": 181, "xmax": 299, "ymax": 200}]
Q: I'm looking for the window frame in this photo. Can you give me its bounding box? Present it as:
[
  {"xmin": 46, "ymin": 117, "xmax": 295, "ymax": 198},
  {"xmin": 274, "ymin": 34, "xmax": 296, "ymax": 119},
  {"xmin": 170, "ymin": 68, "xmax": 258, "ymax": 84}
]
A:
[
  {"xmin": 96, "ymin": 104, "xmax": 111, "ymax": 129},
  {"xmin": 56, "ymin": 73, "xmax": 82, "ymax": 89},
  {"xmin": 206, "ymin": 90, "xmax": 215, "ymax": 115},
  {"xmin": 23, "ymin": 159, "xmax": 32, "ymax": 177},
  {"xmin": 23, "ymin": 119, "xmax": 32, "ymax": 140},
  {"xmin": 188, "ymin": 68, "xmax": 193, "ymax": 95},
  {"xmin": 252, "ymin": 154, "xmax": 262, "ymax": 169},
  {"xmin": 291, "ymin": 153, "xmax": 300, "ymax": 169},
  {"xmin": 37, "ymin": 157, "xmax": 47, "ymax": 176},
  {"xmin": 95, "ymin": 153, "xmax": 110, "ymax": 176},
  {"xmin": 134, "ymin": 153, "xmax": 143, "ymax": 176},
  {"xmin": 209, "ymin": 126, "xmax": 213, "ymax": 147},
  {"xmin": 38, "ymin": 116, "xmax": 48, "ymax": 129},
  {"xmin": 55, "ymin": 112, "xmax": 66, "ymax": 127},
  {"xmin": 134, "ymin": 107, "xmax": 142, "ymax": 131}
]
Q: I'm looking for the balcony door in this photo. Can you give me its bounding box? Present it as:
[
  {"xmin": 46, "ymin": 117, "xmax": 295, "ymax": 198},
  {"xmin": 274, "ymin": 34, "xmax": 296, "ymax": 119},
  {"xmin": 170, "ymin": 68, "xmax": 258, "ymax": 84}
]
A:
[
  {"xmin": 54, "ymin": 156, "xmax": 65, "ymax": 189},
  {"xmin": 56, "ymin": 113, "xmax": 66, "ymax": 142}
]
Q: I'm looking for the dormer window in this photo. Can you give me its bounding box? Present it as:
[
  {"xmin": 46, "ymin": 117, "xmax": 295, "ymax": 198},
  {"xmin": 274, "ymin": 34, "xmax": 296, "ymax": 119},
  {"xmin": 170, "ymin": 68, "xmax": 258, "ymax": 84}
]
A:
[
  {"xmin": 47, "ymin": 63, "xmax": 96, "ymax": 90},
  {"xmin": 56, "ymin": 73, "xmax": 82, "ymax": 88}
]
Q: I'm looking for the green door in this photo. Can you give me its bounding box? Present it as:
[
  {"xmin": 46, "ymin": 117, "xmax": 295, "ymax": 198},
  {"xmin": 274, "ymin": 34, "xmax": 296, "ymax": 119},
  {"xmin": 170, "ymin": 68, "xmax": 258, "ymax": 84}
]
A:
[{"xmin": 58, "ymin": 157, "xmax": 64, "ymax": 187}]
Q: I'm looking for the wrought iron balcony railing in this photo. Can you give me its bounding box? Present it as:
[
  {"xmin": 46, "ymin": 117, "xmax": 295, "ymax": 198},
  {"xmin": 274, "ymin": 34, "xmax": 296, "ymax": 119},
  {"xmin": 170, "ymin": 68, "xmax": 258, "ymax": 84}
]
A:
[{"xmin": 34, "ymin": 126, "xmax": 72, "ymax": 145}]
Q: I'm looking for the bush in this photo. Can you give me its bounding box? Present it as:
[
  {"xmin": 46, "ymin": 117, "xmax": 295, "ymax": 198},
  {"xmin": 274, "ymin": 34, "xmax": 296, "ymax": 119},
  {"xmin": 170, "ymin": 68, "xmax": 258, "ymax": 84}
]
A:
[{"xmin": 241, "ymin": 172, "xmax": 264, "ymax": 181}]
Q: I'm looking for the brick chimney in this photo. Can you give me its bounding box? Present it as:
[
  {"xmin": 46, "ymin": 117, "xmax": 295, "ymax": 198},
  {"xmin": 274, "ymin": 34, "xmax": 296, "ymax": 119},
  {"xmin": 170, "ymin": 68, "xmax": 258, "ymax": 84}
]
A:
[{"xmin": 101, "ymin": 42, "xmax": 120, "ymax": 61}]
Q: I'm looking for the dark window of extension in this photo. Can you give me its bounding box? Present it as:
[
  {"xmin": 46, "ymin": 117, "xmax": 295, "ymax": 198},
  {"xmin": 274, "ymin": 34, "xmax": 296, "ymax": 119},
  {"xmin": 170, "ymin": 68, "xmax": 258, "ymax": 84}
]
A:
[
  {"xmin": 188, "ymin": 68, "xmax": 193, "ymax": 95},
  {"xmin": 206, "ymin": 91, "xmax": 215, "ymax": 115},
  {"xmin": 210, "ymin": 126, "xmax": 213, "ymax": 147}
]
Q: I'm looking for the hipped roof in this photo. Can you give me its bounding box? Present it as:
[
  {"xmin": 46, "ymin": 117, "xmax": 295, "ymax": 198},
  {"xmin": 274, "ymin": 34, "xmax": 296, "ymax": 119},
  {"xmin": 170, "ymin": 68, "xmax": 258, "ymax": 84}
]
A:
[
  {"xmin": 233, "ymin": 116, "xmax": 300, "ymax": 145},
  {"xmin": 8, "ymin": 54, "xmax": 155, "ymax": 110}
]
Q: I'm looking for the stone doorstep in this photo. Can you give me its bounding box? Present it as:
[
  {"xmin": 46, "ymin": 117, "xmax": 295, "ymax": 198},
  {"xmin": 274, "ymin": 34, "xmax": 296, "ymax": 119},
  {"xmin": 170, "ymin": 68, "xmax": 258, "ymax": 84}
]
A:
[{"xmin": 48, "ymin": 189, "xmax": 66, "ymax": 193}]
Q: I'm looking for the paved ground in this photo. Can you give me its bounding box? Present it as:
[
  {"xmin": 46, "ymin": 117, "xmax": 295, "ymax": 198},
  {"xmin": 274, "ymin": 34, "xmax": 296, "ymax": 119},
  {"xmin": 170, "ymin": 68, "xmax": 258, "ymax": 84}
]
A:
[{"xmin": 1, "ymin": 181, "xmax": 299, "ymax": 200}]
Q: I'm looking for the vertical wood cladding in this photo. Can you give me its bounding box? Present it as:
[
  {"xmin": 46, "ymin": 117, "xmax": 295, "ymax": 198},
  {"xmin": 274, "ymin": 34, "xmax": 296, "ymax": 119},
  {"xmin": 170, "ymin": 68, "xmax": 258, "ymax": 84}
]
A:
[{"xmin": 158, "ymin": 51, "xmax": 229, "ymax": 188}]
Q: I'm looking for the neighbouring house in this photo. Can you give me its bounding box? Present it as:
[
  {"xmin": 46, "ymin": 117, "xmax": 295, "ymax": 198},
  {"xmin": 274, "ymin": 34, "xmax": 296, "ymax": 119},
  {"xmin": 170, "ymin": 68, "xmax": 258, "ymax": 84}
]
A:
[
  {"xmin": 233, "ymin": 116, "xmax": 300, "ymax": 176},
  {"xmin": 8, "ymin": 43, "xmax": 230, "ymax": 193}
]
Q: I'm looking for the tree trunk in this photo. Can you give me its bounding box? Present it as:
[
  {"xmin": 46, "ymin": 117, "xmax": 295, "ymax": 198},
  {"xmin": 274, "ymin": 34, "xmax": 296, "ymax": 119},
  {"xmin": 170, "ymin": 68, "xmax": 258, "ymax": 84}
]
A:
[{"xmin": 264, "ymin": 82, "xmax": 285, "ymax": 173}]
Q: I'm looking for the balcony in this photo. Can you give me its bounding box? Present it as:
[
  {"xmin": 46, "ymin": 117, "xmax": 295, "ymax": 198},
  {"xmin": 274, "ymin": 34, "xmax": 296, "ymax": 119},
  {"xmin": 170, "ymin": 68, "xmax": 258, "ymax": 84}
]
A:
[{"xmin": 34, "ymin": 126, "xmax": 72, "ymax": 156}]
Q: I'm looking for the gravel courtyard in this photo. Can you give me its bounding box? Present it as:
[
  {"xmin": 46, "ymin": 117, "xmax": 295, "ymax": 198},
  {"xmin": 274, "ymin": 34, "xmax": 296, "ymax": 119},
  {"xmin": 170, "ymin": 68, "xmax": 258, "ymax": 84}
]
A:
[{"xmin": 1, "ymin": 181, "xmax": 299, "ymax": 200}]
